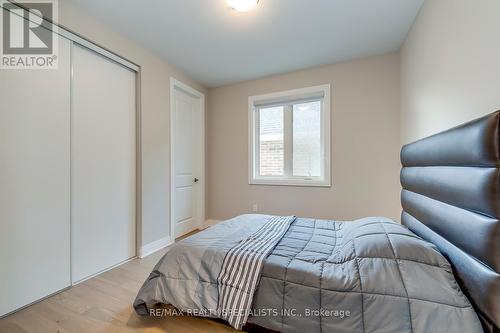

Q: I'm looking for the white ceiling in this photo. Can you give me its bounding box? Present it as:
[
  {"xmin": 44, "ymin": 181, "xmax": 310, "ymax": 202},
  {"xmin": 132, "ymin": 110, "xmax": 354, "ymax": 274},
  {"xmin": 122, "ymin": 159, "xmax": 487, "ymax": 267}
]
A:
[{"xmin": 67, "ymin": 0, "xmax": 424, "ymax": 87}]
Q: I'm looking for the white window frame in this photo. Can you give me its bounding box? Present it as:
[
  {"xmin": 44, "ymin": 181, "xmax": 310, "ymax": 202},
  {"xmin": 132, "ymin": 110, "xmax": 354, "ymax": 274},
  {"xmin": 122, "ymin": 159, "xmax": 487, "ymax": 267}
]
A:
[{"xmin": 248, "ymin": 84, "xmax": 331, "ymax": 187}]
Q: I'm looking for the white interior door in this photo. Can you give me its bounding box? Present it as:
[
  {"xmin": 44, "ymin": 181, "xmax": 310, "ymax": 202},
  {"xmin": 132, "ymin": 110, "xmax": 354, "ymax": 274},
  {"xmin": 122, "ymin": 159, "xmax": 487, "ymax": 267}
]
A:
[
  {"xmin": 71, "ymin": 44, "xmax": 136, "ymax": 283},
  {"xmin": 0, "ymin": 38, "xmax": 71, "ymax": 316},
  {"xmin": 172, "ymin": 84, "xmax": 204, "ymax": 238}
]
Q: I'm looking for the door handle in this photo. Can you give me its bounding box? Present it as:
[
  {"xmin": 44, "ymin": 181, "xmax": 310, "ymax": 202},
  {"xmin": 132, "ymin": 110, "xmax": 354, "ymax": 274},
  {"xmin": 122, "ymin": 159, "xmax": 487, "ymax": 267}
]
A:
[{"xmin": 194, "ymin": 178, "xmax": 199, "ymax": 183}]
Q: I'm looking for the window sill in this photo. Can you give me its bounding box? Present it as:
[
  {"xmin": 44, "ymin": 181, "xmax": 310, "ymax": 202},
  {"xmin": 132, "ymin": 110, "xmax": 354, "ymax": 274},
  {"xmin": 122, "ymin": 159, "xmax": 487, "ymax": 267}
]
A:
[{"xmin": 249, "ymin": 178, "xmax": 331, "ymax": 187}]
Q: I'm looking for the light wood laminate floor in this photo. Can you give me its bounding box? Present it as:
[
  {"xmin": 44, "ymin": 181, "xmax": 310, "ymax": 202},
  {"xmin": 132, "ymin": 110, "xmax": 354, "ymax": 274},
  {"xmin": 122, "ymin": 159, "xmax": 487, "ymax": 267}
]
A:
[{"xmin": 0, "ymin": 231, "xmax": 240, "ymax": 333}]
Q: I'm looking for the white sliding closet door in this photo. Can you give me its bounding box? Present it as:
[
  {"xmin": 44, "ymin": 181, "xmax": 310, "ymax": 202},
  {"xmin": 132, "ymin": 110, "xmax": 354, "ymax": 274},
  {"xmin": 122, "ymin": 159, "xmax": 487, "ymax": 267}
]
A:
[
  {"xmin": 0, "ymin": 38, "xmax": 72, "ymax": 316},
  {"xmin": 71, "ymin": 44, "xmax": 136, "ymax": 283}
]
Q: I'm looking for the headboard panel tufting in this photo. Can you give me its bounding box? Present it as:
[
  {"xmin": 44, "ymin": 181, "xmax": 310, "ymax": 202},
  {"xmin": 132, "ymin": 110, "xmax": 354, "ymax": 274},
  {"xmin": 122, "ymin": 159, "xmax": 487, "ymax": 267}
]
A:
[{"xmin": 400, "ymin": 111, "xmax": 500, "ymax": 332}]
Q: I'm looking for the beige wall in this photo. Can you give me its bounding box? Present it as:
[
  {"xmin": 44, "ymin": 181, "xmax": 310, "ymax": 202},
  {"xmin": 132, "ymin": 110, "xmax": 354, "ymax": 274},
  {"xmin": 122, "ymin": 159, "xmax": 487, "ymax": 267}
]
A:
[
  {"xmin": 58, "ymin": 1, "xmax": 206, "ymax": 246},
  {"xmin": 61, "ymin": 0, "xmax": 500, "ymax": 236},
  {"xmin": 401, "ymin": 0, "xmax": 500, "ymax": 144},
  {"xmin": 207, "ymin": 53, "xmax": 401, "ymax": 222}
]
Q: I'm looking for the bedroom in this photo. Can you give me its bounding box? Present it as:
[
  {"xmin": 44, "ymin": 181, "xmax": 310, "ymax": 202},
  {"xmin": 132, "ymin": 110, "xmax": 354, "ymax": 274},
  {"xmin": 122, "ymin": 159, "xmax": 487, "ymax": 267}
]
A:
[{"xmin": 0, "ymin": 0, "xmax": 498, "ymax": 332}]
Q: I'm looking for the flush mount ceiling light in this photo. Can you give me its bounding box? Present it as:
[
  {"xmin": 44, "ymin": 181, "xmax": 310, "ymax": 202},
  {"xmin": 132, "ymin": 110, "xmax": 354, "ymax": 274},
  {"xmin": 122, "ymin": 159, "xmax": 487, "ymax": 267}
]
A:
[{"xmin": 226, "ymin": 0, "xmax": 260, "ymax": 12}]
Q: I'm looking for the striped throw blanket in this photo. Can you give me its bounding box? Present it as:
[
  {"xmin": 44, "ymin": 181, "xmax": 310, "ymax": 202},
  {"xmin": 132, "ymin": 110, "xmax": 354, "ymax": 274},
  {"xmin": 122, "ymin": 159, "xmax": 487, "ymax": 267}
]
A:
[{"xmin": 217, "ymin": 215, "xmax": 295, "ymax": 330}]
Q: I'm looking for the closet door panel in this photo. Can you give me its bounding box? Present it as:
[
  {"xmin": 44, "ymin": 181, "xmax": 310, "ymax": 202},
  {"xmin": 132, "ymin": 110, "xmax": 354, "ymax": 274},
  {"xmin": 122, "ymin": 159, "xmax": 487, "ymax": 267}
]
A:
[
  {"xmin": 0, "ymin": 38, "xmax": 71, "ymax": 316},
  {"xmin": 71, "ymin": 44, "xmax": 136, "ymax": 283}
]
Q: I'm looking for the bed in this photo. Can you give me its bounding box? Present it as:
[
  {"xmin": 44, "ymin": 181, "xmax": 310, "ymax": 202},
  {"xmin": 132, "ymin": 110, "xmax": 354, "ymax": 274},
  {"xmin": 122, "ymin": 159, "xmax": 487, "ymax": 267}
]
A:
[{"xmin": 134, "ymin": 111, "xmax": 500, "ymax": 333}]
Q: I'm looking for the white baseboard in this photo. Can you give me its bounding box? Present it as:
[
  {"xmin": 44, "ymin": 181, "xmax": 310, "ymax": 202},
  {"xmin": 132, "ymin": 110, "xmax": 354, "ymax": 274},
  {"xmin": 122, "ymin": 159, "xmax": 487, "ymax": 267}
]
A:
[
  {"xmin": 203, "ymin": 219, "xmax": 221, "ymax": 228},
  {"xmin": 139, "ymin": 236, "xmax": 172, "ymax": 258}
]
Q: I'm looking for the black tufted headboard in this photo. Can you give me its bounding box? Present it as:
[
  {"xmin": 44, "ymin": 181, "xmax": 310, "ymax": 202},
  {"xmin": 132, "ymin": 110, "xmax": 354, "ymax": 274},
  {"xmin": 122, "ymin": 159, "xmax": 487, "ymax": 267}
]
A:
[{"xmin": 400, "ymin": 111, "xmax": 500, "ymax": 332}]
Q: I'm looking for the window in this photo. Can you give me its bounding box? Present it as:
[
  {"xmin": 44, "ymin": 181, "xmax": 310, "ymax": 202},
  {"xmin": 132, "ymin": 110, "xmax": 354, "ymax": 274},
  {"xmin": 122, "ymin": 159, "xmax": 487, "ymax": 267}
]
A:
[{"xmin": 249, "ymin": 85, "xmax": 331, "ymax": 187}]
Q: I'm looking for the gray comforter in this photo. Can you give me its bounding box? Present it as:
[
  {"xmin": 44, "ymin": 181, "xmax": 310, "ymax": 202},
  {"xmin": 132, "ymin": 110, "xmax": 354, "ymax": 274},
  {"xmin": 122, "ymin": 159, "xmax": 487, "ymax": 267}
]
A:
[{"xmin": 134, "ymin": 214, "xmax": 482, "ymax": 332}]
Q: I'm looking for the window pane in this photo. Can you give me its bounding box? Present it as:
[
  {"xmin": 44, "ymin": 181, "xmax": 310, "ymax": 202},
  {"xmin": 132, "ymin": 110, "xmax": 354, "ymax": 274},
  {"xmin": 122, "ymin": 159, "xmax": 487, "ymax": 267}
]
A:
[
  {"xmin": 293, "ymin": 101, "xmax": 321, "ymax": 177},
  {"xmin": 259, "ymin": 106, "xmax": 284, "ymax": 176}
]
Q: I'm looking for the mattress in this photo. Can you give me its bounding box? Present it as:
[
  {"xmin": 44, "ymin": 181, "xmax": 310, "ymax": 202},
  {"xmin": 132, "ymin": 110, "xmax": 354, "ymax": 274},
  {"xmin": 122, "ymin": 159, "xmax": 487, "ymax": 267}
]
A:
[{"xmin": 134, "ymin": 214, "xmax": 482, "ymax": 333}]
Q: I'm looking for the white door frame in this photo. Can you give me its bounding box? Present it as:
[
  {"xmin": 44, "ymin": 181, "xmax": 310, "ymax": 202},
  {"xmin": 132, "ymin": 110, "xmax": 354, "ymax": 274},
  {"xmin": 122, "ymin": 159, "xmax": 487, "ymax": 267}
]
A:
[{"xmin": 170, "ymin": 78, "xmax": 205, "ymax": 240}]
